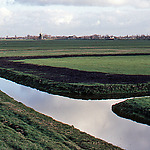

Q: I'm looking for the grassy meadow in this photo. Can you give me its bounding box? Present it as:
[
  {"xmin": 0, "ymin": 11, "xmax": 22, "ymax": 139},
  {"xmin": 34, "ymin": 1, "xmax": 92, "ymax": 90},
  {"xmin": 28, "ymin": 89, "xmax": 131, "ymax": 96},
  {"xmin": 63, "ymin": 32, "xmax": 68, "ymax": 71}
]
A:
[
  {"xmin": 19, "ymin": 55, "xmax": 150, "ymax": 75},
  {"xmin": 0, "ymin": 39, "xmax": 150, "ymax": 57}
]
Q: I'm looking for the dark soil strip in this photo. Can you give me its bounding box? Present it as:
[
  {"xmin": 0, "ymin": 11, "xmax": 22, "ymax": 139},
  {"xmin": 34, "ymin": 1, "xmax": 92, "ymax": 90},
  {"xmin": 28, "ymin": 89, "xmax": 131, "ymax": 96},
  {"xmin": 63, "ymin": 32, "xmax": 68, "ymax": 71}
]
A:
[{"xmin": 0, "ymin": 59, "xmax": 150, "ymax": 84}]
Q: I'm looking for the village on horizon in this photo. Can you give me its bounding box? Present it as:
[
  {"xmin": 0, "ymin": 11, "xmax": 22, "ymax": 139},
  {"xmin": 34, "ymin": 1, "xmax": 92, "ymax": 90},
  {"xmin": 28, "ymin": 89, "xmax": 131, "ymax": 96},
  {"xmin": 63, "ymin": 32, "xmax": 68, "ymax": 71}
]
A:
[{"xmin": 1, "ymin": 33, "xmax": 150, "ymax": 40}]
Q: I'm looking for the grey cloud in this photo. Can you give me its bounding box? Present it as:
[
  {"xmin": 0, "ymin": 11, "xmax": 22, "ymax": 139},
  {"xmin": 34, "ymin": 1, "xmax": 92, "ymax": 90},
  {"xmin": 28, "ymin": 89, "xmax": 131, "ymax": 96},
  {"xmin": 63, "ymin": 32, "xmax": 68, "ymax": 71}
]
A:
[
  {"xmin": 1, "ymin": 3, "xmax": 150, "ymax": 36},
  {"xmin": 14, "ymin": 0, "xmax": 150, "ymax": 8},
  {"xmin": 15, "ymin": 0, "xmax": 110, "ymax": 6},
  {"xmin": 14, "ymin": 0, "xmax": 92, "ymax": 6}
]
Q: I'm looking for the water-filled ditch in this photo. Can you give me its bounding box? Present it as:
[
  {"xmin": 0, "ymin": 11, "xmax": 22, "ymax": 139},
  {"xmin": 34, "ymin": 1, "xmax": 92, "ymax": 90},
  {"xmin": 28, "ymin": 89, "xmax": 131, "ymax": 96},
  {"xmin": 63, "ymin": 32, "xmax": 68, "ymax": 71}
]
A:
[{"xmin": 0, "ymin": 77, "xmax": 149, "ymax": 150}]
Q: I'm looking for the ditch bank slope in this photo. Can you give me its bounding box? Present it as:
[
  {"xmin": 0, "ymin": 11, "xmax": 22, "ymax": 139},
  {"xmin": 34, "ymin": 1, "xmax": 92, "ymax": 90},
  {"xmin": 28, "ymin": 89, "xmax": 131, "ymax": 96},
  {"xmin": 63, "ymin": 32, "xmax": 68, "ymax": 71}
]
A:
[{"xmin": 0, "ymin": 90, "xmax": 122, "ymax": 150}]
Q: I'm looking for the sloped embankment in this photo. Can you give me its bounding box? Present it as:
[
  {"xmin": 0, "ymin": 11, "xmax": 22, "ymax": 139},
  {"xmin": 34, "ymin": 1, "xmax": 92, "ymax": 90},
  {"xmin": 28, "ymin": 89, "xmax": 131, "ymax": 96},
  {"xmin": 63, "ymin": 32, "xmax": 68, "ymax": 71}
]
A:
[{"xmin": 0, "ymin": 90, "xmax": 122, "ymax": 150}]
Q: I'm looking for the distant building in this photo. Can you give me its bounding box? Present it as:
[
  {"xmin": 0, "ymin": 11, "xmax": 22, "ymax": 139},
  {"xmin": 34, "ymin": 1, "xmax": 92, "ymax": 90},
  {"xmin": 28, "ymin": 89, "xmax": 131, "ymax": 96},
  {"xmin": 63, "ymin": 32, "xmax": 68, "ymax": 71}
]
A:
[
  {"xmin": 2, "ymin": 33, "xmax": 150, "ymax": 40},
  {"xmin": 39, "ymin": 33, "xmax": 43, "ymax": 40}
]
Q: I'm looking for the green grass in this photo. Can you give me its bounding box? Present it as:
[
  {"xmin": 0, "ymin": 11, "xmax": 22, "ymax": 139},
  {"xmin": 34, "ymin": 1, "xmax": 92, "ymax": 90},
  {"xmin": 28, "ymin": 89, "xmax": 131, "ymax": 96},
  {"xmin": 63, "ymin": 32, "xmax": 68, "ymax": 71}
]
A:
[
  {"xmin": 0, "ymin": 90, "xmax": 122, "ymax": 150},
  {"xmin": 19, "ymin": 55, "xmax": 150, "ymax": 75},
  {"xmin": 112, "ymin": 97, "xmax": 150, "ymax": 125},
  {"xmin": 0, "ymin": 39, "xmax": 150, "ymax": 57}
]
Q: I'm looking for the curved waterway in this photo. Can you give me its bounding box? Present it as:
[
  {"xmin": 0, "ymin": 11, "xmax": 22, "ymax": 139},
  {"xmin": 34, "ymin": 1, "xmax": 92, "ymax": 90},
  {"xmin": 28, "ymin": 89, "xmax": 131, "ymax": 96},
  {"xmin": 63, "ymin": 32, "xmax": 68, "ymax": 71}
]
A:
[{"xmin": 0, "ymin": 78, "xmax": 150, "ymax": 150}]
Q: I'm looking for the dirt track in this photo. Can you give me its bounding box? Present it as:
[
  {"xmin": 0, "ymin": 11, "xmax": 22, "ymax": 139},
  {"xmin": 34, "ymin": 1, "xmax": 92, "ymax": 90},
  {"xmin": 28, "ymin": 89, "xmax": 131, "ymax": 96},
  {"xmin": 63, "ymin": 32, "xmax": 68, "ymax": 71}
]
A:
[{"xmin": 0, "ymin": 54, "xmax": 150, "ymax": 84}]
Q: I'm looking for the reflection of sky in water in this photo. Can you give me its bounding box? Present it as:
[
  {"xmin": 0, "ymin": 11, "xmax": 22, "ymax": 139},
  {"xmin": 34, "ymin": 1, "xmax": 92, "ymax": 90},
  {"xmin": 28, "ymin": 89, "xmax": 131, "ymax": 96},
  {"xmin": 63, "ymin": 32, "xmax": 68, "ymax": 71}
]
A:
[{"xmin": 0, "ymin": 78, "xmax": 150, "ymax": 150}]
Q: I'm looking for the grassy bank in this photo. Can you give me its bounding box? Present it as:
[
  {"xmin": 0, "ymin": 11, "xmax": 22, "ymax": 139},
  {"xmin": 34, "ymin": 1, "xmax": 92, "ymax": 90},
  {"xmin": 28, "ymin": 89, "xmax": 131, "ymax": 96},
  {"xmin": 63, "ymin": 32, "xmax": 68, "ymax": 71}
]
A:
[
  {"xmin": 112, "ymin": 97, "xmax": 150, "ymax": 126},
  {"xmin": 0, "ymin": 67, "xmax": 149, "ymax": 100},
  {"xmin": 0, "ymin": 90, "xmax": 122, "ymax": 150}
]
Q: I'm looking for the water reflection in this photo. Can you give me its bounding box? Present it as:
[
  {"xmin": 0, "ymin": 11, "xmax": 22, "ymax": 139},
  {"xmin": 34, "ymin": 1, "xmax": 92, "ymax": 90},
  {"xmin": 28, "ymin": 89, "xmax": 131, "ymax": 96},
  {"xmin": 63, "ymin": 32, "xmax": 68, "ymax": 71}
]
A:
[{"xmin": 0, "ymin": 78, "xmax": 150, "ymax": 150}]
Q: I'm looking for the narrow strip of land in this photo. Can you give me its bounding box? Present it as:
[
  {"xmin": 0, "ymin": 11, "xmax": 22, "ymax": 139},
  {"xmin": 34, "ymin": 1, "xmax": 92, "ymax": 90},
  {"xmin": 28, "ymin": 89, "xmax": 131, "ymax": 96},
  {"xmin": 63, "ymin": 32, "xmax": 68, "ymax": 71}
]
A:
[{"xmin": 112, "ymin": 97, "xmax": 150, "ymax": 126}]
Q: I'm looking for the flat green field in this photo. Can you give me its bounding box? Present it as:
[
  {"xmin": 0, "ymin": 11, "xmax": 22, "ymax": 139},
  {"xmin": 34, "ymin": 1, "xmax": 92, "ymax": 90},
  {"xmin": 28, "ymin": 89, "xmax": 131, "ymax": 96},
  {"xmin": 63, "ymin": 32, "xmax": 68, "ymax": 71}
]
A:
[
  {"xmin": 20, "ymin": 55, "xmax": 150, "ymax": 75},
  {"xmin": 0, "ymin": 39, "xmax": 150, "ymax": 57}
]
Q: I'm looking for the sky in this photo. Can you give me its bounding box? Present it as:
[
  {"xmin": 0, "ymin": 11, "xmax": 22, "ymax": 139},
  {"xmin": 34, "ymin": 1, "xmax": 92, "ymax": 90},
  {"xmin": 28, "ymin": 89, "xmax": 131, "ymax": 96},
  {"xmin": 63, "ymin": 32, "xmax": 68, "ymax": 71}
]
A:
[{"xmin": 0, "ymin": 0, "xmax": 150, "ymax": 37}]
